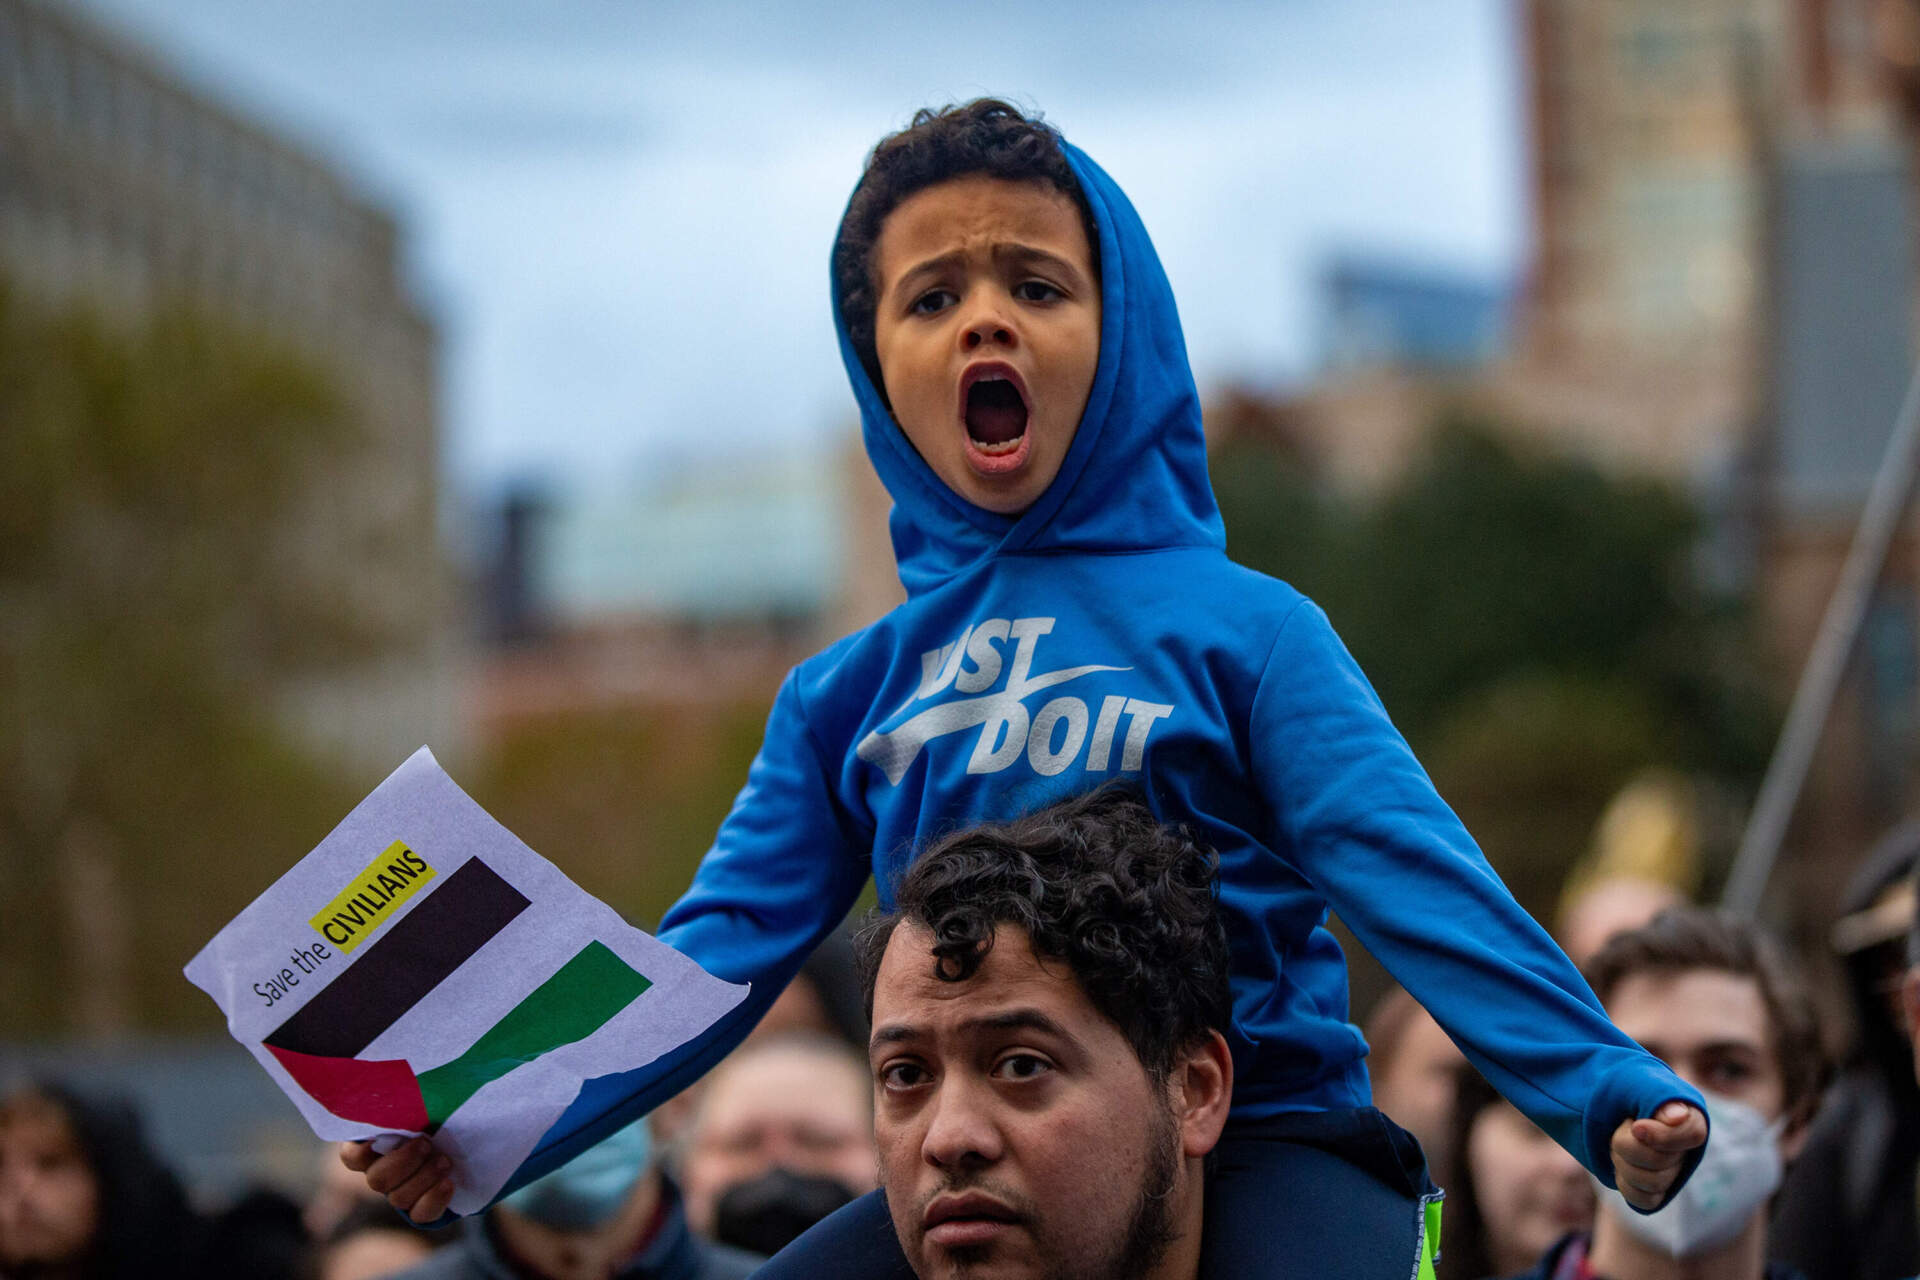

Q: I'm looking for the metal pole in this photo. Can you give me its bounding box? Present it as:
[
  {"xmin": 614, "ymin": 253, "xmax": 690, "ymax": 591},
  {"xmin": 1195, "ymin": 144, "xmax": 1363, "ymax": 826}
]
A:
[{"xmin": 1722, "ymin": 357, "xmax": 1920, "ymax": 915}]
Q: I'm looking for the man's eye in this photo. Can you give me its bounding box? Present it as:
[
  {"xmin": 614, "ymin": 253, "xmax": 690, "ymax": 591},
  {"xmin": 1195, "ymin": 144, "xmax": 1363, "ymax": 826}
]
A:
[
  {"xmin": 1012, "ymin": 280, "xmax": 1061, "ymax": 303},
  {"xmin": 909, "ymin": 290, "xmax": 955, "ymax": 315},
  {"xmin": 992, "ymin": 1053, "xmax": 1052, "ymax": 1081},
  {"xmin": 1706, "ymin": 1058, "xmax": 1754, "ymax": 1086},
  {"xmin": 879, "ymin": 1061, "xmax": 929, "ymax": 1090}
]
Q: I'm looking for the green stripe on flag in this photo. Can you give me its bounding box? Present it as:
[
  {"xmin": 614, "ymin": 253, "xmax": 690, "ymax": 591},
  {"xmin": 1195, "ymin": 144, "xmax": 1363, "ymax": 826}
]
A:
[{"xmin": 417, "ymin": 940, "xmax": 650, "ymax": 1125}]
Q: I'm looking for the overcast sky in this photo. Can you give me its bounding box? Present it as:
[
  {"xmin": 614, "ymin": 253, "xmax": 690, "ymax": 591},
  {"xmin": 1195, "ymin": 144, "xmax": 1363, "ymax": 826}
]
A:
[{"xmin": 71, "ymin": 0, "xmax": 1527, "ymax": 499}]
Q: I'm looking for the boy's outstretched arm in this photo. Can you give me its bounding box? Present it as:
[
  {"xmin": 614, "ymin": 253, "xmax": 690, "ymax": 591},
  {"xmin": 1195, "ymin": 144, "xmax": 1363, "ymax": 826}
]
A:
[
  {"xmin": 1611, "ymin": 1101, "xmax": 1709, "ymax": 1210},
  {"xmin": 340, "ymin": 1137, "xmax": 454, "ymax": 1224},
  {"xmin": 1251, "ymin": 600, "xmax": 1707, "ymax": 1198}
]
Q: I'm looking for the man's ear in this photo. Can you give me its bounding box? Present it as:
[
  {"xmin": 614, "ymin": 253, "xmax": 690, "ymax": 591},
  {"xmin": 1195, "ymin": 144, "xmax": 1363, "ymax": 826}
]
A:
[{"xmin": 1172, "ymin": 1029, "xmax": 1234, "ymax": 1160}]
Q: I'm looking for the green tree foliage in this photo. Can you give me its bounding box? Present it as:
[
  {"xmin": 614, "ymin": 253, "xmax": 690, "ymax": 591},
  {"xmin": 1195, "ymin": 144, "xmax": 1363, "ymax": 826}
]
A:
[
  {"xmin": 473, "ymin": 700, "xmax": 775, "ymax": 929},
  {"xmin": 0, "ymin": 282, "xmax": 372, "ymax": 1034},
  {"xmin": 1210, "ymin": 405, "xmax": 1774, "ymax": 919}
]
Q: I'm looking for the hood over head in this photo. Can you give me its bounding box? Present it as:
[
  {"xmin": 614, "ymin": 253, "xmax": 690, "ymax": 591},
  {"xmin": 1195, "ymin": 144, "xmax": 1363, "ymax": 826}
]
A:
[{"xmin": 834, "ymin": 140, "xmax": 1225, "ymax": 596}]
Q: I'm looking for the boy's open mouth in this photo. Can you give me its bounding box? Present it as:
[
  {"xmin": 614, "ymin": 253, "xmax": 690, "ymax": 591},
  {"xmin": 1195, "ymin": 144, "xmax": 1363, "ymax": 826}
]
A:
[{"xmin": 960, "ymin": 364, "xmax": 1031, "ymax": 472}]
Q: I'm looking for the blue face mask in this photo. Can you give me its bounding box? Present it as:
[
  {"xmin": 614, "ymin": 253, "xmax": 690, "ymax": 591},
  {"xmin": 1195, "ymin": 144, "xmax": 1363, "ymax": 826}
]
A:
[{"xmin": 498, "ymin": 1121, "xmax": 653, "ymax": 1231}]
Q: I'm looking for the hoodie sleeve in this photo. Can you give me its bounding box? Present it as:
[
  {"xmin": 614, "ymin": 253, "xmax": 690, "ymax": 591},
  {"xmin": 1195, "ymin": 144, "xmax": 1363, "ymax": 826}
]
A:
[
  {"xmin": 490, "ymin": 673, "xmax": 871, "ymax": 1207},
  {"xmin": 656, "ymin": 671, "xmax": 873, "ymax": 1000},
  {"xmin": 1248, "ymin": 599, "xmax": 1705, "ymax": 1191}
]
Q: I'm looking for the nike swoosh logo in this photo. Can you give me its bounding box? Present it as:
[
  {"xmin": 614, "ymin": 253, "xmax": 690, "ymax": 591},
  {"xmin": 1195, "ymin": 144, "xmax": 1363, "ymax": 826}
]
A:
[{"xmin": 856, "ymin": 664, "xmax": 1128, "ymax": 785}]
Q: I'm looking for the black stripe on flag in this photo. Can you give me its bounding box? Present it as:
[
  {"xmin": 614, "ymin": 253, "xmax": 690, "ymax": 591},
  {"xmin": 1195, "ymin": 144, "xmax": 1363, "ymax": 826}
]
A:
[{"xmin": 265, "ymin": 857, "xmax": 530, "ymax": 1059}]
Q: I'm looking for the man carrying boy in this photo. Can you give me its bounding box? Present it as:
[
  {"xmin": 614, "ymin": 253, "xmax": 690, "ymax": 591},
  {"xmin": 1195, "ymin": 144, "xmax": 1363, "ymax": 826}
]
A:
[
  {"xmin": 855, "ymin": 787, "xmax": 1233, "ymax": 1280},
  {"xmin": 353, "ymin": 99, "xmax": 1704, "ymax": 1276}
]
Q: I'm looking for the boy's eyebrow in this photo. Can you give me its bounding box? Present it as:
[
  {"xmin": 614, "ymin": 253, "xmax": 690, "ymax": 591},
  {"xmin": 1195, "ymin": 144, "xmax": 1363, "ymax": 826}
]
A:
[{"xmin": 887, "ymin": 242, "xmax": 1091, "ymax": 307}]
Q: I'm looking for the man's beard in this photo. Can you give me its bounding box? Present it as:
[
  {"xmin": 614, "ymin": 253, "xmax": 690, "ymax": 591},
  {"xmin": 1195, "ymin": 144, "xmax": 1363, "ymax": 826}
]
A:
[
  {"xmin": 1099, "ymin": 1102, "xmax": 1180, "ymax": 1280},
  {"xmin": 937, "ymin": 1102, "xmax": 1182, "ymax": 1280}
]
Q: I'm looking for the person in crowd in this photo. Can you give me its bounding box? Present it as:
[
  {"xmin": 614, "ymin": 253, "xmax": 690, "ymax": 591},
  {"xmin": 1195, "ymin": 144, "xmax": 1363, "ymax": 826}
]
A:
[
  {"xmin": 385, "ymin": 1119, "xmax": 758, "ymax": 1280},
  {"xmin": 649, "ymin": 929, "xmax": 872, "ymax": 1157},
  {"xmin": 1500, "ymin": 907, "xmax": 1828, "ymax": 1280},
  {"xmin": 350, "ymin": 99, "xmax": 1706, "ymax": 1278},
  {"xmin": 0, "ymin": 1078, "xmax": 209, "ymax": 1280},
  {"xmin": 674, "ymin": 1032, "xmax": 877, "ymax": 1255},
  {"xmin": 844, "ymin": 787, "xmax": 1234, "ymax": 1280},
  {"xmin": 1366, "ymin": 986, "xmax": 1466, "ymax": 1188},
  {"xmin": 1, "ymin": 1076, "xmax": 312, "ymax": 1280},
  {"xmin": 307, "ymin": 1200, "xmax": 443, "ymax": 1280},
  {"xmin": 1557, "ymin": 876, "xmax": 1686, "ymax": 970},
  {"xmin": 1553, "ymin": 771, "xmax": 1697, "ymax": 970},
  {"xmin": 1435, "ymin": 1063, "xmax": 1592, "ymax": 1280},
  {"xmin": 742, "ymin": 928, "xmax": 871, "ymax": 1054},
  {"xmin": 1772, "ymin": 820, "xmax": 1920, "ymax": 1280}
]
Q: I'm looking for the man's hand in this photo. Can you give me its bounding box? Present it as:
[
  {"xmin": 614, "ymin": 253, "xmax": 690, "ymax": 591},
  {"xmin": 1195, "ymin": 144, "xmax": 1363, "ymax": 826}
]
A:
[
  {"xmin": 1609, "ymin": 1101, "xmax": 1708, "ymax": 1211},
  {"xmin": 339, "ymin": 1137, "xmax": 455, "ymax": 1225}
]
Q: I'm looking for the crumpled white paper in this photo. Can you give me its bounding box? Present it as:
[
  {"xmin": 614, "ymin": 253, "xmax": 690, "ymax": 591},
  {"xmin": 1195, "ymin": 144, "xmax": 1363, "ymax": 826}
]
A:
[{"xmin": 184, "ymin": 746, "xmax": 746, "ymax": 1215}]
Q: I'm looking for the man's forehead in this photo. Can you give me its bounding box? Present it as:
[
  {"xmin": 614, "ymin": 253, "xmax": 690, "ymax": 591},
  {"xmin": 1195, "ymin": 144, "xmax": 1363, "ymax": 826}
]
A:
[
  {"xmin": 871, "ymin": 922, "xmax": 1087, "ymax": 1028},
  {"xmin": 1606, "ymin": 967, "xmax": 1772, "ymax": 1051}
]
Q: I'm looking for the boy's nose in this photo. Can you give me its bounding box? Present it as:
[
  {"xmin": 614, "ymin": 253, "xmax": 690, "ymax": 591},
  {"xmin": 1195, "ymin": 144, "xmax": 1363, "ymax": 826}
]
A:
[{"xmin": 960, "ymin": 302, "xmax": 1017, "ymax": 352}]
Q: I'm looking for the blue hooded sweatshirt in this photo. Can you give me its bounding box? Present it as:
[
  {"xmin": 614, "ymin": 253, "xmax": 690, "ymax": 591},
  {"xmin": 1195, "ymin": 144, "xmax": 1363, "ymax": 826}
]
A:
[{"xmin": 525, "ymin": 140, "xmax": 1702, "ymax": 1200}]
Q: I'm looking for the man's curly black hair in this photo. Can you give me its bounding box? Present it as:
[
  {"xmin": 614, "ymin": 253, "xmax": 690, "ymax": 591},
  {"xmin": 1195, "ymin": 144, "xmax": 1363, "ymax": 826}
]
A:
[
  {"xmin": 853, "ymin": 787, "xmax": 1230, "ymax": 1084},
  {"xmin": 833, "ymin": 98, "xmax": 1101, "ymax": 401}
]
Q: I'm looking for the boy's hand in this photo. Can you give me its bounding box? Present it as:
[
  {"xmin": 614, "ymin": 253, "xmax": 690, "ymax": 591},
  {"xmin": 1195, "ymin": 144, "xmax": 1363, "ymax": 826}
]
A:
[
  {"xmin": 339, "ymin": 1137, "xmax": 455, "ymax": 1224},
  {"xmin": 1609, "ymin": 1101, "xmax": 1708, "ymax": 1210}
]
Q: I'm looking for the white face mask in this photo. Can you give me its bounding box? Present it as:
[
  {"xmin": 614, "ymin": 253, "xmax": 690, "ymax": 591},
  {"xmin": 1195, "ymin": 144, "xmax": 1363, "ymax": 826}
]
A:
[{"xmin": 1597, "ymin": 1090, "xmax": 1786, "ymax": 1260}]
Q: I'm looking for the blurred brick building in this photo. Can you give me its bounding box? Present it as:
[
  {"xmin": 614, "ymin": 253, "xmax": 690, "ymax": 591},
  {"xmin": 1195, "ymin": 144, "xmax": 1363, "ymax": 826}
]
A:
[
  {"xmin": 1511, "ymin": 0, "xmax": 1920, "ymax": 923},
  {"xmin": 0, "ymin": 0, "xmax": 468, "ymax": 775}
]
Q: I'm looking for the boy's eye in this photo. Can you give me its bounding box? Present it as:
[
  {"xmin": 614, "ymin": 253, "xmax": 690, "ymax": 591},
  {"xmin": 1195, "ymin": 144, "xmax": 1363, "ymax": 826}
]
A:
[
  {"xmin": 991, "ymin": 1053, "xmax": 1053, "ymax": 1082},
  {"xmin": 909, "ymin": 289, "xmax": 956, "ymax": 316},
  {"xmin": 1012, "ymin": 280, "xmax": 1062, "ymax": 303}
]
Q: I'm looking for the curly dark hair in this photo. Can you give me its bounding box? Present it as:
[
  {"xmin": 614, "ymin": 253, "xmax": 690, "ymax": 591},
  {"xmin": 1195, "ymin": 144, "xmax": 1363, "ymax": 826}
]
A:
[
  {"xmin": 833, "ymin": 98, "xmax": 1101, "ymax": 399},
  {"xmin": 1585, "ymin": 906, "xmax": 1831, "ymax": 1121},
  {"xmin": 853, "ymin": 787, "xmax": 1230, "ymax": 1083}
]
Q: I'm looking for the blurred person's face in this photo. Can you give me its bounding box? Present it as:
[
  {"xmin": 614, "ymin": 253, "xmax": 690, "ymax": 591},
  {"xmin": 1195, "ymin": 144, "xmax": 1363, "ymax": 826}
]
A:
[
  {"xmin": 1369, "ymin": 1005, "xmax": 1462, "ymax": 1182},
  {"xmin": 1463, "ymin": 1100, "xmax": 1593, "ymax": 1274},
  {"xmin": 869, "ymin": 922, "xmax": 1223, "ymax": 1280},
  {"xmin": 680, "ymin": 1041, "xmax": 877, "ymax": 1237},
  {"xmin": 0, "ymin": 1100, "xmax": 99, "ymax": 1269},
  {"xmin": 1605, "ymin": 969, "xmax": 1793, "ymax": 1137},
  {"xmin": 1593, "ymin": 967, "xmax": 1808, "ymax": 1263},
  {"xmin": 872, "ymin": 175, "xmax": 1101, "ymax": 516},
  {"xmin": 318, "ymin": 1229, "xmax": 434, "ymax": 1280}
]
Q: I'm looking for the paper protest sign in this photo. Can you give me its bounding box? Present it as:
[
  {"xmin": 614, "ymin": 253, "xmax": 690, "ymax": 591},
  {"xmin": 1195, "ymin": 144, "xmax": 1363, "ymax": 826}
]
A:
[{"xmin": 184, "ymin": 746, "xmax": 746, "ymax": 1215}]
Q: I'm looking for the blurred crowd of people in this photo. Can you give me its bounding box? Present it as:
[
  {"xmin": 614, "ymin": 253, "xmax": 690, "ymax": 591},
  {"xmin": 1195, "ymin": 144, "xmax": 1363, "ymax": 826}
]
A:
[
  {"xmin": 1361, "ymin": 820, "xmax": 1920, "ymax": 1280},
  {"xmin": 0, "ymin": 935, "xmax": 879, "ymax": 1280},
  {"xmin": 12, "ymin": 834, "xmax": 1920, "ymax": 1279}
]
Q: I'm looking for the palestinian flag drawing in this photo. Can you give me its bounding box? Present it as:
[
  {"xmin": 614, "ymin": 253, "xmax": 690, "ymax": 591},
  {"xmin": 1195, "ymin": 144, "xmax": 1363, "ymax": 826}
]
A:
[
  {"xmin": 261, "ymin": 856, "xmax": 652, "ymax": 1132},
  {"xmin": 186, "ymin": 747, "xmax": 747, "ymax": 1216}
]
